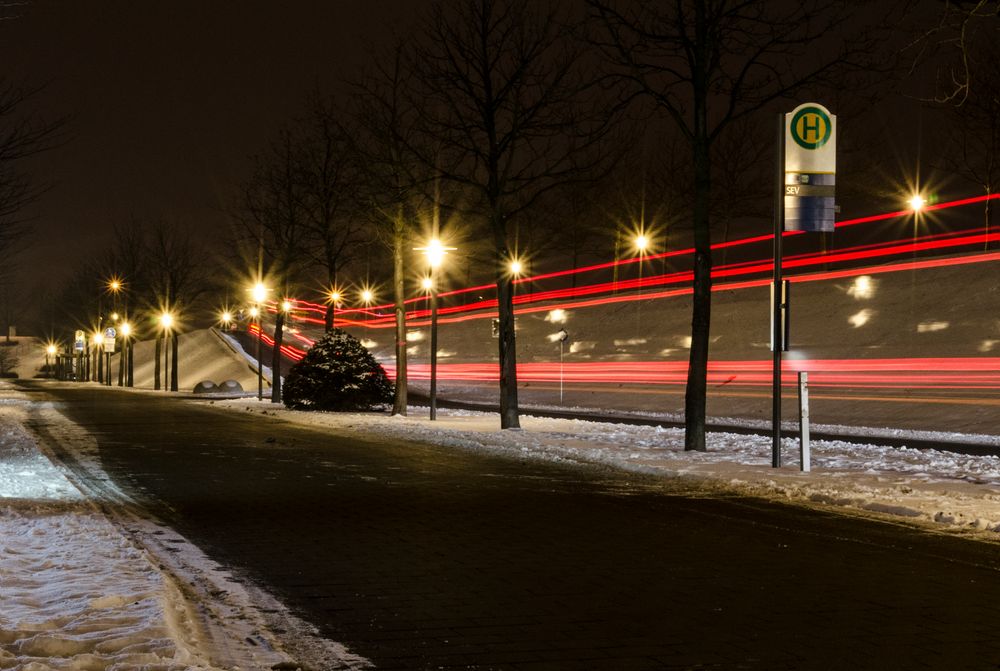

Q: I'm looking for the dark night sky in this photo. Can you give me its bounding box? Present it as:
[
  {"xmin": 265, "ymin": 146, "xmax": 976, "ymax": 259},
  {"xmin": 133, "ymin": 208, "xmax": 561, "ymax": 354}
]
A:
[{"xmin": 2, "ymin": 0, "xmax": 417, "ymax": 292}]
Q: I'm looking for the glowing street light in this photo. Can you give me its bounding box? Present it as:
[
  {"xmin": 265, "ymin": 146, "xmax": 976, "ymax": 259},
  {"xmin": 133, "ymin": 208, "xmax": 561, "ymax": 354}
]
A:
[
  {"xmin": 509, "ymin": 259, "xmax": 523, "ymax": 276},
  {"xmin": 158, "ymin": 311, "xmax": 176, "ymax": 392},
  {"xmin": 281, "ymin": 299, "xmax": 293, "ymax": 313},
  {"xmin": 220, "ymin": 311, "xmax": 233, "ymax": 328},
  {"xmin": 120, "ymin": 322, "xmax": 133, "ymax": 387},
  {"xmin": 327, "ymin": 288, "xmax": 343, "ymax": 330},
  {"xmin": 635, "ymin": 234, "xmax": 649, "ymax": 253},
  {"xmin": 415, "ymin": 240, "xmax": 457, "ymax": 421},
  {"xmin": 252, "ymin": 282, "xmax": 267, "ymax": 304},
  {"xmin": 249, "ymin": 283, "xmax": 267, "ymax": 402},
  {"xmin": 909, "ymin": 194, "xmax": 926, "ymax": 212},
  {"xmin": 361, "ymin": 288, "xmax": 374, "ymax": 304},
  {"xmin": 45, "ymin": 343, "xmax": 57, "ymax": 378}
]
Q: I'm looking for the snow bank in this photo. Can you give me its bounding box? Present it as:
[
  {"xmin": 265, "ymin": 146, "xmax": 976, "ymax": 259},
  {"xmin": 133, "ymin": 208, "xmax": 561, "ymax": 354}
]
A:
[{"xmin": 212, "ymin": 398, "xmax": 1000, "ymax": 536}]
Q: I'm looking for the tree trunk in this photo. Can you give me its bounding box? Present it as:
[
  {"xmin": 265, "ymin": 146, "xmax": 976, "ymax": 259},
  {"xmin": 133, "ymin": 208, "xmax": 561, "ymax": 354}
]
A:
[
  {"xmin": 325, "ymin": 304, "xmax": 335, "ymax": 332},
  {"xmin": 170, "ymin": 332, "xmax": 179, "ymax": 392},
  {"xmin": 684, "ymin": 15, "xmax": 712, "ymax": 453},
  {"xmin": 391, "ymin": 212, "xmax": 408, "ymax": 416},
  {"xmin": 495, "ymin": 230, "xmax": 520, "ymax": 430},
  {"xmin": 154, "ymin": 337, "xmax": 161, "ymax": 390},
  {"xmin": 271, "ymin": 309, "xmax": 284, "ymax": 403}
]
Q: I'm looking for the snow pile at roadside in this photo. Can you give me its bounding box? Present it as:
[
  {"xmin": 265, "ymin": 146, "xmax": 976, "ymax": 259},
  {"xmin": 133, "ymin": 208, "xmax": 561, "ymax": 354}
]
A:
[
  {"xmin": 0, "ymin": 392, "xmax": 223, "ymax": 670},
  {"xmin": 215, "ymin": 398, "xmax": 1000, "ymax": 534}
]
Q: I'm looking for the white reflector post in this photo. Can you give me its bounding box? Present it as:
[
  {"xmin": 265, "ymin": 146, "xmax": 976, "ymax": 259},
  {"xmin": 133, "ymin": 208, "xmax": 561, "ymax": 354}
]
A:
[{"xmin": 798, "ymin": 371, "xmax": 811, "ymax": 472}]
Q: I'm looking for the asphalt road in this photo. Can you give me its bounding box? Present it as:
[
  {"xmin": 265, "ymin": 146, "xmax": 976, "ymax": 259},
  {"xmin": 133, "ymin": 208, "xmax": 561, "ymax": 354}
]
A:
[{"xmin": 21, "ymin": 382, "xmax": 1000, "ymax": 670}]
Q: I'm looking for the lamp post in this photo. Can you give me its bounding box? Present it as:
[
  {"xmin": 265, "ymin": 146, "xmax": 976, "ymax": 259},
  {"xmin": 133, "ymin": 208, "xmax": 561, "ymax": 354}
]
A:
[
  {"xmin": 251, "ymin": 282, "xmax": 267, "ymax": 401},
  {"xmin": 120, "ymin": 322, "xmax": 132, "ymax": 387},
  {"xmin": 416, "ymin": 239, "xmax": 455, "ymax": 421},
  {"xmin": 328, "ymin": 289, "xmax": 341, "ymax": 330},
  {"xmin": 634, "ymin": 233, "xmax": 650, "ymax": 330},
  {"xmin": 45, "ymin": 344, "xmax": 56, "ymax": 378},
  {"xmin": 159, "ymin": 311, "xmax": 174, "ymax": 391},
  {"xmin": 91, "ymin": 332, "xmax": 103, "ymax": 383}
]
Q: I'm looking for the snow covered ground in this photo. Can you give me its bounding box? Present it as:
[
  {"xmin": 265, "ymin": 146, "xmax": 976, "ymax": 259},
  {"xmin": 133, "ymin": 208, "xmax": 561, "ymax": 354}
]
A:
[
  {"xmin": 7, "ymin": 379, "xmax": 1000, "ymax": 670},
  {"xmin": 0, "ymin": 384, "xmax": 369, "ymax": 671}
]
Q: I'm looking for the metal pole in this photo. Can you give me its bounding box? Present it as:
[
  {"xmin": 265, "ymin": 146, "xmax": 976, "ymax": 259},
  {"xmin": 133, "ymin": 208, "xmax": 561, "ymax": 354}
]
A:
[
  {"xmin": 257, "ymin": 314, "xmax": 263, "ymax": 401},
  {"xmin": 798, "ymin": 371, "xmax": 811, "ymax": 472},
  {"xmin": 163, "ymin": 333, "xmax": 169, "ymax": 391},
  {"xmin": 559, "ymin": 340, "xmax": 564, "ymax": 403},
  {"xmin": 430, "ymin": 270, "xmax": 439, "ymax": 421},
  {"xmin": 772, "ymin": 113, "xmax": 785, "ymax": 468}
]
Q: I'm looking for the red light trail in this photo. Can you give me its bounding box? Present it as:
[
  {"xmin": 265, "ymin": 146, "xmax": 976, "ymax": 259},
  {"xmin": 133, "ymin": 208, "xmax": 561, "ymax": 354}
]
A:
[{"xmin": 246, "ymin": 194, "xmax": 1000, "ymax": 400}]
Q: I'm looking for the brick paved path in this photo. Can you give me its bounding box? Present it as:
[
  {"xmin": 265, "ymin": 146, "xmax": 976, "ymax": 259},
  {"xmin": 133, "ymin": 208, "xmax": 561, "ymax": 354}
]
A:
[{"xmin": 26, "ymin": 384, "xmax": 1000, "ymax": 670}]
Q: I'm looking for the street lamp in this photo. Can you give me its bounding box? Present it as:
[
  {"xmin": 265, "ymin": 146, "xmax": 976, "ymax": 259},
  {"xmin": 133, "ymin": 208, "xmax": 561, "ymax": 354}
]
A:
[
  {"xmin": 250, "ymin": 282, "xmax": 268, "ymax": 401},
  {"xmin": 120, "ymin": 322, "xmax": 132, "ymax": 387},
  {"xmin": 416, "ymin": 239, "xmax": 456, "ymax": 421},
  {"xmin": 249, "ymin": 305, "xmax": 263, "ymax": 401},
  {"xmin": 328, "ymin": 288, "xmax": 342, "ymax": 329},
  {"xmin": 91, "ymin": 332, "xmax": 104, "ymax": 383},
  {"xmin": 45, "ymin": 343, "xmax": 56, "ymax": 378},
  {"xmin": 159, "ymin": 311, "xmax": 174, "ymax": 392}
]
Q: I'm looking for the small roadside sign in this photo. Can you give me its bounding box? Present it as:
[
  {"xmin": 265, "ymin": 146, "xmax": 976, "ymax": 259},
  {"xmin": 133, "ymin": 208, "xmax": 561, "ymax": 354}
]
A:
[
  {"xmin": 102, "ymin": 327, "xmax": 117, "ymax": 353},
  {"xmin": 73, "ymin": 330, "xmax": 85, "ymax": 352}
]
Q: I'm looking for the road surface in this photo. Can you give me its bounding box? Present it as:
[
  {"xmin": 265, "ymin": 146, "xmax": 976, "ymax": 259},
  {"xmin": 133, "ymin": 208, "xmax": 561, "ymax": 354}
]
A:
[{"xmin": 22, "ymin": 382, "xmax": 1000, "ymax": 670}]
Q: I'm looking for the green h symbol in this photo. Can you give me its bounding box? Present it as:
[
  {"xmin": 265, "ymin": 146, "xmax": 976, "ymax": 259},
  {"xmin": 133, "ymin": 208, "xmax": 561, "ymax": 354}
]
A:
[{"xmin": 801, "ymin": 114, "xmax": 821, "ymax": 142}]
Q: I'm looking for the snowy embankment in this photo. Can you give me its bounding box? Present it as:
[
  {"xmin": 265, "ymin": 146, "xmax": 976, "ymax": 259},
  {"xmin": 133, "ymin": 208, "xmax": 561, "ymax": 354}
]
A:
[{"xmin": 214, "ymin": 398, "xmax": 1000, "ymax": 535}]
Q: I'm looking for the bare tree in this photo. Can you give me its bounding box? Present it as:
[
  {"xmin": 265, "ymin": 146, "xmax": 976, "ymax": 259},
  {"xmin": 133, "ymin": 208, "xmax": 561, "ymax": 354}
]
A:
[
  {"xmin": 936, "ymin": 31, "xmax": 1000, "ymax": 239},
  {"xmin": 297, "ymin": 94, "xmax": 368, "ymax": 331},
  {"xmin": 413, "ymin": 0, "xmax": 616, "ymax": 429},
  {"xmin": 907, "ymin": 0, "xmax": 999, "ymax": 106},
  {"xmin": 351, "ymin": 42, "xmax": 429, "ymax": 417},
  {"xmin": 240, "ymin": 130, "xmax": 313, "ymax": 403},
  {"xmin": 146, "ymin": 222, "xmax": 211, "ymax": 392},
  {"xmin": 590, "ymin": 0, "xmax": 895, "ymax": 451}
]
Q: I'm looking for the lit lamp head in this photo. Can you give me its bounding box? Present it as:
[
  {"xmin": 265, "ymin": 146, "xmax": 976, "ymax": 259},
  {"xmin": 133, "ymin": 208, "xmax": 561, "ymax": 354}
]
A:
[
  {"xmin": 909, "ymin": 194, "xmax": 925, "ymax": 212},
  {"xmin": 221, "ymin": 311, "xmax": 233, "ymax": 326},
  {"xmin": 509, "ymin": 259, "xmax": 523, "ymax": 276},
  {"xmin": 426, "ymin": 239, "xmax": 445, "ymax": 269},
  {"xmin": 421, "ymin": 276, "xmax": 434, "ymax": 291},
  {"xmin": 329, "ymin": 289, "xmax": 341, "ymax": 304},
  {"xmin": 361, "ymin": 288, "xmax": 374, "ymax": 304},
  {"xmin": 635, "ymin": 234, "xmax": 649, "ymax": 253},
  {"xmin": 252, "ymin": 282, "xmax": 267, "ymax": 304},
  {"xmin": 159, "ymin": 312, "xmax": 174, "ymax": 330},
  {"xmin": 45, "ymin": 344, "xmax": 57, "ymax": 356},
  {"xmin": 108, "ymin": 278, "xmax": 122, "ymax": 293},
  {"xmin": 91, "ymin": 332, "xmax": 104, "ymax": 347},
  {"xmin": 281, "ymin": 300, "xmax": 293, "ymax": 313},
  {"xmin": 249, "ymin": 306, "xmax": 260, "ymax": 319},
  {"xmin": 120, "ymin": 322, "xmax": 132, "ymax": 337}
]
